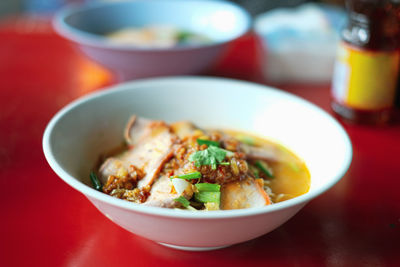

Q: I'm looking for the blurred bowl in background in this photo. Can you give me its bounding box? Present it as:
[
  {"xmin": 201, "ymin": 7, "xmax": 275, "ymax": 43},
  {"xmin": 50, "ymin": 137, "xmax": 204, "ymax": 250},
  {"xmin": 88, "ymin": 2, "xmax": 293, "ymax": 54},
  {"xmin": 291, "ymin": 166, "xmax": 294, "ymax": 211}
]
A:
[{"xmin": 53, "ymin": 0, "xmax": 251, "ymax": 81}]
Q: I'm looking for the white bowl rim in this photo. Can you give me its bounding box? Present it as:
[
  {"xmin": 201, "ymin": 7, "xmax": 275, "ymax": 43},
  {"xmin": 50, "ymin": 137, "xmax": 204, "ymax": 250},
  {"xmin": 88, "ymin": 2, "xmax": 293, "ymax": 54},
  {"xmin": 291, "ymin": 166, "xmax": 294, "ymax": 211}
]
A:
[
  {"xmin": 52, "ymin": 0, "xmax": 252, "ymax": 52},
  {"xmin": 42, "ymin": 76, "xmax": 352, "ymax": 219}
]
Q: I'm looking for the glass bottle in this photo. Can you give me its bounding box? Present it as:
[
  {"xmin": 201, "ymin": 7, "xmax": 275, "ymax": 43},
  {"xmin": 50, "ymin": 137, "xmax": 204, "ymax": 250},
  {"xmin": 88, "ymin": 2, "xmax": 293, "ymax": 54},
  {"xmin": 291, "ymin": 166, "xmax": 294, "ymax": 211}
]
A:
[{"xmin": 331, "ymin": 0, "xmax": 400, "ymax": 124}]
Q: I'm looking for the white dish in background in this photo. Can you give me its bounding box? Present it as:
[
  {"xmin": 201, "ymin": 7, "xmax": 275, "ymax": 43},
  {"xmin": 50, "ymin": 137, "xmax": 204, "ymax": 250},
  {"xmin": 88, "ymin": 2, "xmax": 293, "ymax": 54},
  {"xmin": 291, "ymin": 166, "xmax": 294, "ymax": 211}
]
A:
[
  {"xmin": 254, "ymin": 3, "xmax": 346, "ymax": 83},
  {"xmin": 43, "ymin": 76, "xmax": 352, "ymax": 251}
]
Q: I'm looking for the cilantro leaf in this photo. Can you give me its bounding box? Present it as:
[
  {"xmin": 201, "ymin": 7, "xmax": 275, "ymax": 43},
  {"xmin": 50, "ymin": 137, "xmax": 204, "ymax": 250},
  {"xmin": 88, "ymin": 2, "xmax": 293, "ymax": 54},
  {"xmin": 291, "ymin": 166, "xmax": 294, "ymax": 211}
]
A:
[{"xmin": 189, "ymin": 146, "xmax": 231, "ymax": 170}]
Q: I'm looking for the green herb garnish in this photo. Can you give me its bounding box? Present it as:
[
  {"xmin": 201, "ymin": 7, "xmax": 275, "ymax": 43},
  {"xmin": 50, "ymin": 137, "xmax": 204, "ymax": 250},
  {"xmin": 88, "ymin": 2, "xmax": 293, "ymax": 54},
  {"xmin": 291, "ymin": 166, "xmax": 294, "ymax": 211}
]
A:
[
  {"xmin": 255, "ymin": 161, "xmax": 274, "ymax": 178},
  {"xmin": 195, "ymin": 183, "xmax": 220, "ymax": 192},
  {"xmin": 189, "ymin": 146, "xmax": 233, "ymax": 170},
  {"xmin": 197, "ymin": 139, "xmax": 220, "ymax": 147},
  {"xmin": 90, "ymin": 171, "xmax": 102, "ymax": 191},
  {"xmin": 173, "ymin": 171, "xmax": 202, "ymax": 180},
  {"xmin": 176, "ymin": 31, "xmax": 194, "ymax": 42},
  {"xmin": 194, "ymin": 192, "xmax": 221, "ymax": 203},
  {"xmin": 174, "ymin": 196, "xmax": 190, "ymax": 208},
  {"xmin": 219, "ymin": 162, "xmax": 230, "ymax": 166},
  {"xmin": 250, "ymin": 165, "xmax": 260, "ymax": 178}
]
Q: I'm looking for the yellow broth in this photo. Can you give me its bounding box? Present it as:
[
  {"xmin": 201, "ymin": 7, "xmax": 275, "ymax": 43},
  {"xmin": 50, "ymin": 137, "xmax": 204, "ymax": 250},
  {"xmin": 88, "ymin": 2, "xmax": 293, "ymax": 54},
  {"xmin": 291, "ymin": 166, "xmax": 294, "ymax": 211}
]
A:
[{"xmin": 223, "ymin": 130, "xmax": 311, "ymax": 203}]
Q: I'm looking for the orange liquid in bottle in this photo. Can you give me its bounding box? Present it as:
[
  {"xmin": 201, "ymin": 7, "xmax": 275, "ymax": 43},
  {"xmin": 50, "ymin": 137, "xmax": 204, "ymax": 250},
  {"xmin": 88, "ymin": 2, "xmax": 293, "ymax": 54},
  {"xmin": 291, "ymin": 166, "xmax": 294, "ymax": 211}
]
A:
[{"xmin": 331, "ymin": 0, "xmax": 400, "ymax": 125}]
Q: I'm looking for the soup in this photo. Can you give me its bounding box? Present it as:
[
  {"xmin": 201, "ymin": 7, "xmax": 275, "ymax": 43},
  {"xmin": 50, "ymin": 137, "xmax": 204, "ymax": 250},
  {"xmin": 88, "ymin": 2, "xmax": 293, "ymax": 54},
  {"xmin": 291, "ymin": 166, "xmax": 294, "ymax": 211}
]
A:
[
  {"xmin": 224, "ymin": 130, "xmax": 310, "ymax": 203},
  {"xmin": 91, "ymin": 116, "xmax": 310, "ymax": 211},
  {"xmin": 106, "ymin": 25, "xmax": 211, "ymax": 48}
]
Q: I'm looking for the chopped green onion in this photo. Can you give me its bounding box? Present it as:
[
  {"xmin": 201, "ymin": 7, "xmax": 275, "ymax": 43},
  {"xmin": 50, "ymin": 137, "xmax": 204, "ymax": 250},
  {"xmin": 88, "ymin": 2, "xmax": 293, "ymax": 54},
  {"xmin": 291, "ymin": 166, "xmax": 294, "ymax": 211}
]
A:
[
  {"xmin": 90, "ymin": 171, "xmax": 102, "ymax": 191},
  {"xmin": 194, "ymin": 192, "xmax": 220, "ymax": 203},
  {"xmin": 250, "ymin": 165, "xmax": 260, "ymax": 178},
  {"xmin": 197, "ymin": 139, "xmax": 220, "ymax": 147},
  {"xmin": 195, "ymin": 183, "xmax": 220, "ymax": 192},
  {"xmin": 219, "ymin": 162, "xmax": 230, "ymax": 166},
  {"xmin": 174, "ymin": 171, "xmax": 202, "ymax": 180},
  {"xmin": 174, "ymin": 196, "xmax": 190, "ymax": 207},
  {"xmin": 255, "ymin": 161, "xmax": 274, "ymax": 178}
]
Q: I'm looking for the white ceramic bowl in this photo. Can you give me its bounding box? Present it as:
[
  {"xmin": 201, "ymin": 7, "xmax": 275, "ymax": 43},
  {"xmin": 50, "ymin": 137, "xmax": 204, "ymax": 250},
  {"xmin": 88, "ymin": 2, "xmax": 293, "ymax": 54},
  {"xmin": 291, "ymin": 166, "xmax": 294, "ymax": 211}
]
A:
[
  {"xmin": 43, "ymin": 77, "xmax": 352, "ymax": 251},
  {"xmin": 53, "ymin": 0, "xmax": 251, "ymax": 80}
]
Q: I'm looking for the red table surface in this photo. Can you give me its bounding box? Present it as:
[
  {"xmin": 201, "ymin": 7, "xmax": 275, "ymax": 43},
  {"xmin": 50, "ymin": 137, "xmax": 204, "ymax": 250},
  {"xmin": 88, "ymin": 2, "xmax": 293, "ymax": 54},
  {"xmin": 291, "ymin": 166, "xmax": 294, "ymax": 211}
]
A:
[{"xmin": 1, "ymin": 17, "xmax": 399, "ymax": 267}]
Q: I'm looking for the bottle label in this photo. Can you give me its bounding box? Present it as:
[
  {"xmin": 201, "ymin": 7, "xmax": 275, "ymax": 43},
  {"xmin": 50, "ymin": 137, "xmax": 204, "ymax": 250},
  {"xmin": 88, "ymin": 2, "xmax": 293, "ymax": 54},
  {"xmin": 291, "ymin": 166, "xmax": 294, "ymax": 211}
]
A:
[{"xmin": 332, "ymin": 42, "xmax": 399, "ymax": 110}]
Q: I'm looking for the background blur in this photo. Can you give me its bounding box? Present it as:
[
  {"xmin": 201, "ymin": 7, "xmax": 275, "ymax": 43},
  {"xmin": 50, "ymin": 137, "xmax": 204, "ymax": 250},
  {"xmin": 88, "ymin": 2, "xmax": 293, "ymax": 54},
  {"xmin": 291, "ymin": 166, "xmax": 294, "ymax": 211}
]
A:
[
  {"xmin": 0, "ymin": 0, "xmax": 346, "ymax": 83},
  {"xmin": 0, "ymin": 0, "xmax": 344, "ymax": 18}
]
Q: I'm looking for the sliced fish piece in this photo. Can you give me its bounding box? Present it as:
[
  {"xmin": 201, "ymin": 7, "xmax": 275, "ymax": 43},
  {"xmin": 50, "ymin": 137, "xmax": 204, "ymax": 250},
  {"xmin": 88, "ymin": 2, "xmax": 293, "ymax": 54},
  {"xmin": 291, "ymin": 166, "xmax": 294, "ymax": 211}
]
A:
[
  {"xmin": 98, "ymin": 157, "xmax": 126, "ymax": 184},
  {"xmin": 242, "ymin": 143, "xmax": 281, "ymax": 162},
  {"xmin": 220, "ymin": 177, "xmax": 271, "ymax": 210},
  {"xmin": 123, "ymin": 121, "xmax": 176, "ymax": 189},
  {"xmin": 99, "ymin": 118, "xmax": 176, "ymax": 190},
  {"xmin": 170, "ymin": 121, "xmax": 196, "ymax": 139},
  {"xmin": 143, "ymin": 175, "xmax": 179, "ymax": 208},
  {"xmin": 144, "ymin": 175, "xmax": 194, "ymax": 208},
  {"xmin": 124, "ymin": 115, "xmax": 151, "ymax": 145}
]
